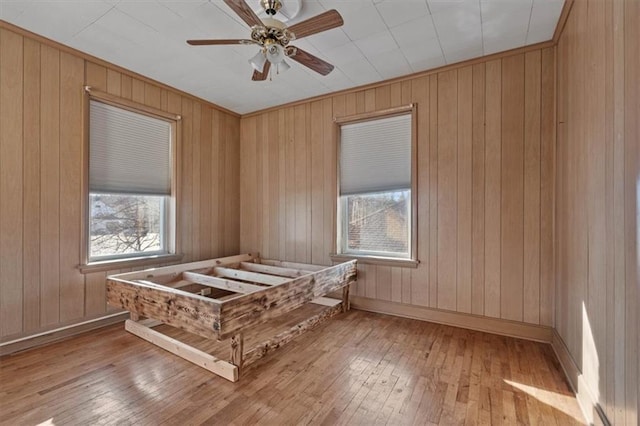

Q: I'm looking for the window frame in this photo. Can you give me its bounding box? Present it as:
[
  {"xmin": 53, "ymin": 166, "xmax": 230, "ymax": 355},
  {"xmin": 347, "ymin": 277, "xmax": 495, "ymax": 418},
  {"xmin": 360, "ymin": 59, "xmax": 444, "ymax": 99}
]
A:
[
  {"xmin": 332, "ymin": 104, "xmax": 419, "ymax": 268},
  {"xmin": 79, "ymin": 87, "xmax": 182, "ymax": 273}
]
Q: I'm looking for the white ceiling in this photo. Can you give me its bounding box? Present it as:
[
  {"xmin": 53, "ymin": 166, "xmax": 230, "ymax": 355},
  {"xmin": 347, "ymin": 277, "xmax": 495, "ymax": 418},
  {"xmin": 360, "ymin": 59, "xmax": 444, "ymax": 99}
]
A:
[{"xmin": 0, "ymin": 0, "xmax": 564, "ymax": 114}]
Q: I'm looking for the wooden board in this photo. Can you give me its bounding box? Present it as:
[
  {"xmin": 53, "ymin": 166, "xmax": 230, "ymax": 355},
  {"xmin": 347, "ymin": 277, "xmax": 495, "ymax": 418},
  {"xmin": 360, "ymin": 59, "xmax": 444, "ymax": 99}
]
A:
[{"xmin": 107, "ymin": 255, "xmax": 357, "ymax": 381}]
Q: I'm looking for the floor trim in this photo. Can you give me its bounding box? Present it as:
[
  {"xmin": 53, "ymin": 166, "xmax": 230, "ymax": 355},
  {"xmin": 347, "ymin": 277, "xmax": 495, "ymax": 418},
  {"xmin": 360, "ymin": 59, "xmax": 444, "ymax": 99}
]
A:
[
  {"xmin": 350, "ymin": 296, "xmax": 553, "ymax": 343},
  {"xmin": 0, "ymin": 312, "xmax": 129, "ymax": 356},
  {"xmin": 550, "ymin": 329, "xmax": 610, "ymax": 426}
]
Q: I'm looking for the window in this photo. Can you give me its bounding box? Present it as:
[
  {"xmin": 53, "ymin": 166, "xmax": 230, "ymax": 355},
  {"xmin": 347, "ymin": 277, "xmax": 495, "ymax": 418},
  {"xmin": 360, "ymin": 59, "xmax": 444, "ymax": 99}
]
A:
[
  {"xmin": 87, "ymin": 98, "xmax": 176, "ymax": 263},
  {"xmin": 336, "ymin": 106, "xmax": 417, "ymax": 264}
]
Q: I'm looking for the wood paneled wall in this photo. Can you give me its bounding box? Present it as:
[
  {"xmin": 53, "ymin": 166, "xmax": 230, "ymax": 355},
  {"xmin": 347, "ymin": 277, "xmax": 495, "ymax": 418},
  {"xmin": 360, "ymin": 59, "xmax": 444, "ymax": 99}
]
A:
[
  {"xmin": 240, "ymin": 46, "xmax": 556, "ymax": 326},
  {"xmin": 555, "ymin": 0, "xmax": 638, "ymax": 424},
  {"xmin": 0, "ymin": 25, "xmax": 240, "ymax": 341}
]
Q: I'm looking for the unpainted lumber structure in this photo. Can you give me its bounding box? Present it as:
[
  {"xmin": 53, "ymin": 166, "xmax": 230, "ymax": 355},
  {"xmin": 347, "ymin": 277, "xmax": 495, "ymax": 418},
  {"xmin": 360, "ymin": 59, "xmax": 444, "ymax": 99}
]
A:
[{"xmin": 106, "ymin": 253, "xmax": 357, "ymax": 382}]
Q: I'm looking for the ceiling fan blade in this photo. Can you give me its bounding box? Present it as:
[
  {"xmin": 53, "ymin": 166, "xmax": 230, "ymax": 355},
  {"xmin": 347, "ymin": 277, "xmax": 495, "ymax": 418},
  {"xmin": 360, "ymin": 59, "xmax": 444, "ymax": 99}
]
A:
[
  {"xmin": 288, "ymin": 47, "xmax": 334, "ymax": 76},
  {"xmin": 223, "ymin": 0, "xmax": 263, "ymax": 28},
  {"xmin": 187, "ymin": 39, "xmax": 256, "ymax": 46},
  {"xmin": 252, "ymin": 61, "xmax": 271, "ymax": 81},
  {"xmin": 287, "ymin": 10, "xmax": 344, "ymax": 39}
]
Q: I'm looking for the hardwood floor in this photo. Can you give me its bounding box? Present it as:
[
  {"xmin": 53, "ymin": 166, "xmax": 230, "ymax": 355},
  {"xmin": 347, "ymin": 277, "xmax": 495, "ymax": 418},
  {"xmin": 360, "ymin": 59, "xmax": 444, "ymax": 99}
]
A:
[{"xmin": 0, "ymin": 309, "xmax": 584, "ymax": 425}]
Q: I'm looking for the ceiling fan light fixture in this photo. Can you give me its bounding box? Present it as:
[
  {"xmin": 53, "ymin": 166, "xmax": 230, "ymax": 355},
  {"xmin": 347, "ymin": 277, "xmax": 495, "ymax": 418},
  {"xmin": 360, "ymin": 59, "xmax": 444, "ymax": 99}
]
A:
[
  {"xmin": 249, "ymin": 49, "xmax": 267, "ymax": 72},
  {"xmin": 266, "ymin": 43, "xmax": 286, "ymax": 64},
  {"xmin": 277, "ymin": 59, "xmax": 291, "ymax": 74}
]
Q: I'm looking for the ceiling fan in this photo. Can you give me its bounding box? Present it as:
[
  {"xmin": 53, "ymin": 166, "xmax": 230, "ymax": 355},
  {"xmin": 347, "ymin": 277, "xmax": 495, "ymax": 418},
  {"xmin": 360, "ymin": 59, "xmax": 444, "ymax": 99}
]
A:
[{"xmin": 187, "ymin": 0, "xmax": 343, "ymax": 81}]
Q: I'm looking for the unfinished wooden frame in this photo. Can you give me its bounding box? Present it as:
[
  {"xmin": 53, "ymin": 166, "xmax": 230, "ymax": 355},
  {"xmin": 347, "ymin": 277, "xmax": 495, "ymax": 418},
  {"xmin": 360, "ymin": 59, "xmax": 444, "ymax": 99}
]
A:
[{"xmin": 106, "ymin": 253, "xmax": 357, "ymax": 382}]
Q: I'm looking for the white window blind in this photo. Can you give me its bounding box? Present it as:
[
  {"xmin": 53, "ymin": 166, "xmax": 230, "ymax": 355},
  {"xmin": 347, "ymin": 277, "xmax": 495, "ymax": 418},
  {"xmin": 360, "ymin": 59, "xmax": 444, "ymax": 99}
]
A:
[
  {"xmin": 340, "ymin": 114, "xmax": 411, "ymax": 195},
  {"xmin": 90, "ymin": 100, "xmax": 172, "ymax": 195}
]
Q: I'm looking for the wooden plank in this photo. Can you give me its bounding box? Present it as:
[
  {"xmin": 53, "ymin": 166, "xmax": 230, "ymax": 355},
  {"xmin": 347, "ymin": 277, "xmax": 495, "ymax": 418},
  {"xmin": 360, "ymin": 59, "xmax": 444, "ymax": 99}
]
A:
[
  {"xmin": 144, "ymin": 83, "xmax": 161, "ymax": 109},
  {"xmin": 259, "ymin": 258, "xmax": 325, "ymax": 272},
  {"xmin": 267, "ymin": 110, "xmax": 280, "ymax": 259},
  {"xmin": 539, "ymin": 47, "xmax": 555, "ymax": 327},
  {"xmin": 471, "ymin": 62, "xmax": 486, "ymax": 316},
  {"xmin": 457, "ymin": 66, "xmax": 473, "ymax": 314},
  {"xmin": 230, "ymin": 333, "xmax": 243, "ymax": 370},
  {"xmin": 436, "ymin": 69, "xmax": 458, "ymax": 311},
  {"xmin": 58, "ymin": 51, "xmax": 85, "ymax": 322},
  {"xmin": 310, "ymin": 100, "xmax": 324, "ymax": 265},
  {"xmin": 22, "ymin": 36, "xmax": 41, "ymax": 332},
  {"xmin": 322, "ymin": 97, "xmax": 335, "ymax": 266},
  {"xmin": 523, "ymin": 50, "xmax": 542, "ymax": 325},
  {"xmin": 500, "ymin": 53, "xmax": 525, "ymax": 322},
  {"xmin": 107, "ymin": 278, "xmax": 221, "ymax": 341},
  {"xmin": 294, "ymin": 104, "xmax": 308, "ymax": 263},
  {"xmin": 125, "ymin": 320, "xmax": 238, "ymax": 382},
  {"xmin": 217, "ymin": 260, "xmax": 356, "ymax": 339},
  {"xmin": 240, "ymin": 115, "xmax": 256, "ymax": 254},
  {"xmin": 199, "ymin": 106, "xmax": 213, "ymax": 258},
  {"xmin": 106, "ymin": 69, "xmax": 121, "ymax": 96},
  {"xmin": 213, "ymin": 267, "xmax": 289, "ymax": 286},
  {"xmin": 191, "ymin": 102, "xmax": 202, "ymax": 258},
  {"xmin": 242, "ymin": 303, "xmax": 343, "ymax": 368},
  {"xmin": 376, "ymin": 266, "xmax": 392, "ymax": 302},
  {"xmin": 310, "ymin": 296, "xmax": 342, "ymax": 307},
  {"xmin": 131, "ymin": 78, "xmax": 144, "ymax": 104},
  {"xmin": 182, "ymin": 271, "xmax": 265, "ymax": 294},
  {"xmin": 111, "ymin": 253, "xmax": 257, "ymax": 281},
  {"xmin": 412, "ymin": 75, "xmax": 430, "ymax": 307},
  {"xmin": 39, "ymin": 43, "xmax": 60, "ymax": 327},
  {"xmin": 212, "ymin": 109, "xmax": 222, "ymax": 257},
  {"xmin": 225, "ymin": 114, "xmax": 241, "ymax": 255},
  {"xmin": 239, "ymin": 262, "xmax": 313, "ymax": 278},
  {"xmin": 180, "ymin": 97, "xmax": 193, "ymax": 262},
  {"xmin": 0, "ymin": 28, "xmax": 24, "ymax": 337},
  {"xmin": 428, "ymin": 75, "xmax": 438, "ymax": 308},
  {"xmin": 484, "ymin": 59, "xmax": 502, "ymax": 319}
]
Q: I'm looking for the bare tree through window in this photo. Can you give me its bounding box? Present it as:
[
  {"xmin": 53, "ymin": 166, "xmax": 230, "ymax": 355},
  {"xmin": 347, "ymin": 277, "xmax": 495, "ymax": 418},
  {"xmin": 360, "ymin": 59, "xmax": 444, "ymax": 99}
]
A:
[{"xmin": 89, "ymin": 193, "xmax": 164, "ymax": 259}]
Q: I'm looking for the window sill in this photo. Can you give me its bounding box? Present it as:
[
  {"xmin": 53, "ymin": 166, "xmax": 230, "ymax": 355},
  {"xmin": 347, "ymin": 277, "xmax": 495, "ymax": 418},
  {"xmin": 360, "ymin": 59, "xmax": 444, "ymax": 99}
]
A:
[
  {"xmin": 330, "ymin": 254, "xmax": 419, "ymax": 269},
  {"xmin": 79, "ymin": 253, "xmax": 184, "ymax": 274}
]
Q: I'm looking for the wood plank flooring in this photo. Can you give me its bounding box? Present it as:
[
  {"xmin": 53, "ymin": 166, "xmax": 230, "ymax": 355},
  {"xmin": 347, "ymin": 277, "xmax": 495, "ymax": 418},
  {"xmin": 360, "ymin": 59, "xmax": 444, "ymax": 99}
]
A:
[{"xmin": 0, "ymin": 310, "xmax": 584, "ymax": 425}]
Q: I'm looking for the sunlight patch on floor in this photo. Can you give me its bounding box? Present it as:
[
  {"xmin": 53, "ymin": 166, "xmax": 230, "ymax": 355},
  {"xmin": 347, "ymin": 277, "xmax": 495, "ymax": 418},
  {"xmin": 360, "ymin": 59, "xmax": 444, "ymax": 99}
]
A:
[{"xmin": 504, "ymin": 379, "xmax": 584, "ymax": 423}]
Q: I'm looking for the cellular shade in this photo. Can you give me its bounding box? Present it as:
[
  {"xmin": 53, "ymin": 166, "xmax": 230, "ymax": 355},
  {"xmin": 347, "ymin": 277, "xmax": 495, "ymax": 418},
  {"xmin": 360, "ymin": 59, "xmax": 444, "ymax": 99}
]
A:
[
  {"xmin": 340, "ymin": 114, "xmax": 411, "ymax": 195},
  {"xmin": 89, "ymin": 100, "xmax": 172, "ymax": 195}
]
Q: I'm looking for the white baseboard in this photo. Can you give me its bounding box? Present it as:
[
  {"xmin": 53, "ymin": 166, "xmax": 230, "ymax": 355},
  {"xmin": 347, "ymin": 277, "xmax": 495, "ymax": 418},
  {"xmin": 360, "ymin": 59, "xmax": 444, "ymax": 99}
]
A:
[
  {"xmin": 0, "ymin": 311, "xmax": 129, "ymax": 356},
  {"xmin": 350, "ymin": 296, "xmax": 553, "ymax": 343}
]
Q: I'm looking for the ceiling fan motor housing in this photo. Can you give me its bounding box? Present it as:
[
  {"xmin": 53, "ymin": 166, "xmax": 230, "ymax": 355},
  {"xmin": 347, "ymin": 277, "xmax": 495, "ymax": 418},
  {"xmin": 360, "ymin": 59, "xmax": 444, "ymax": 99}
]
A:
[{"xmin": 261, "ymin": 0, "xmax": 282, "ymax": 16}]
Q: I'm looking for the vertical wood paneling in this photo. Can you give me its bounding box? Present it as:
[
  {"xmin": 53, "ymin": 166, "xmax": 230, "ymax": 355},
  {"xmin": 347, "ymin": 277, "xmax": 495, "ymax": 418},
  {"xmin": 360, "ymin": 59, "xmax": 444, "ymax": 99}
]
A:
[
  {"xmin": 0, "ymin": 29, "xmax": 24, "ymax": 336},
  {"xmin": 436, "ymin": 70, "xmax": 458, "ymax": 311},
  {"xmin": 180, "ymin": 97, "xmax": 194, "ymax": 261},
  {"xmin": 310, "ymin": 101, "xmax": 324, "ymax": 265},
  {"xmin": 294, "ymin": 105, "xmax": 307, "ymax": 263},
  {"xmin": 471, "ymin": 63, "xmax": 485, "ymax": 316},
  {"xmin": 58, "ymin": 52, "xmax": 84, "ymax": 322},
  {"xmin": 22, "ymin": 37, "xmax": 41, "ymax": 332},
  {"xmin": 428, "ymin": 75, "xmax": 439, "ymax": 309},
  {"xmin": 500, "ymin": 54, "xmax": 525, "ymax": 322},
  {"xmin": 321, "ymin": 98, "xmax": 334, "ymax": 267},
  {"xmin": 191, "ymin": 103, "xmax": 202, "ymax": 258},
  {"xmin": 523, "ymin": 51, "xmax": 541, "ymax": 324},
  {"xmin": 412, "ymin": 76, "xmax": 429, "ymax": 307},
  {"xmin": 539, "ymin": 47, "xmax": 555, "ymax": 327},
  {"xmin": 484, "ymin": 60, "xmax": 502, "ymax": 319},
  {"xmin": 39, "ymin": 44, "xmax": 60, "ymax": 327},
  {"xmin": 199, "ymin": 107, "xmax": 212, "ymax": 258},
  {"xmin": 555, "ymin": 0, "xmax": 638, "ymax": 423},
  {"xmin": 0, "ymin": 25, "xmax": 240, "ymax": 340},
  {"xmin": 210, "ymin": 109, "xmax": 221, "ymax": 257},
  {"xmin": 456, "ymin": 66, "xmax": 473, "ymax": 314}
]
